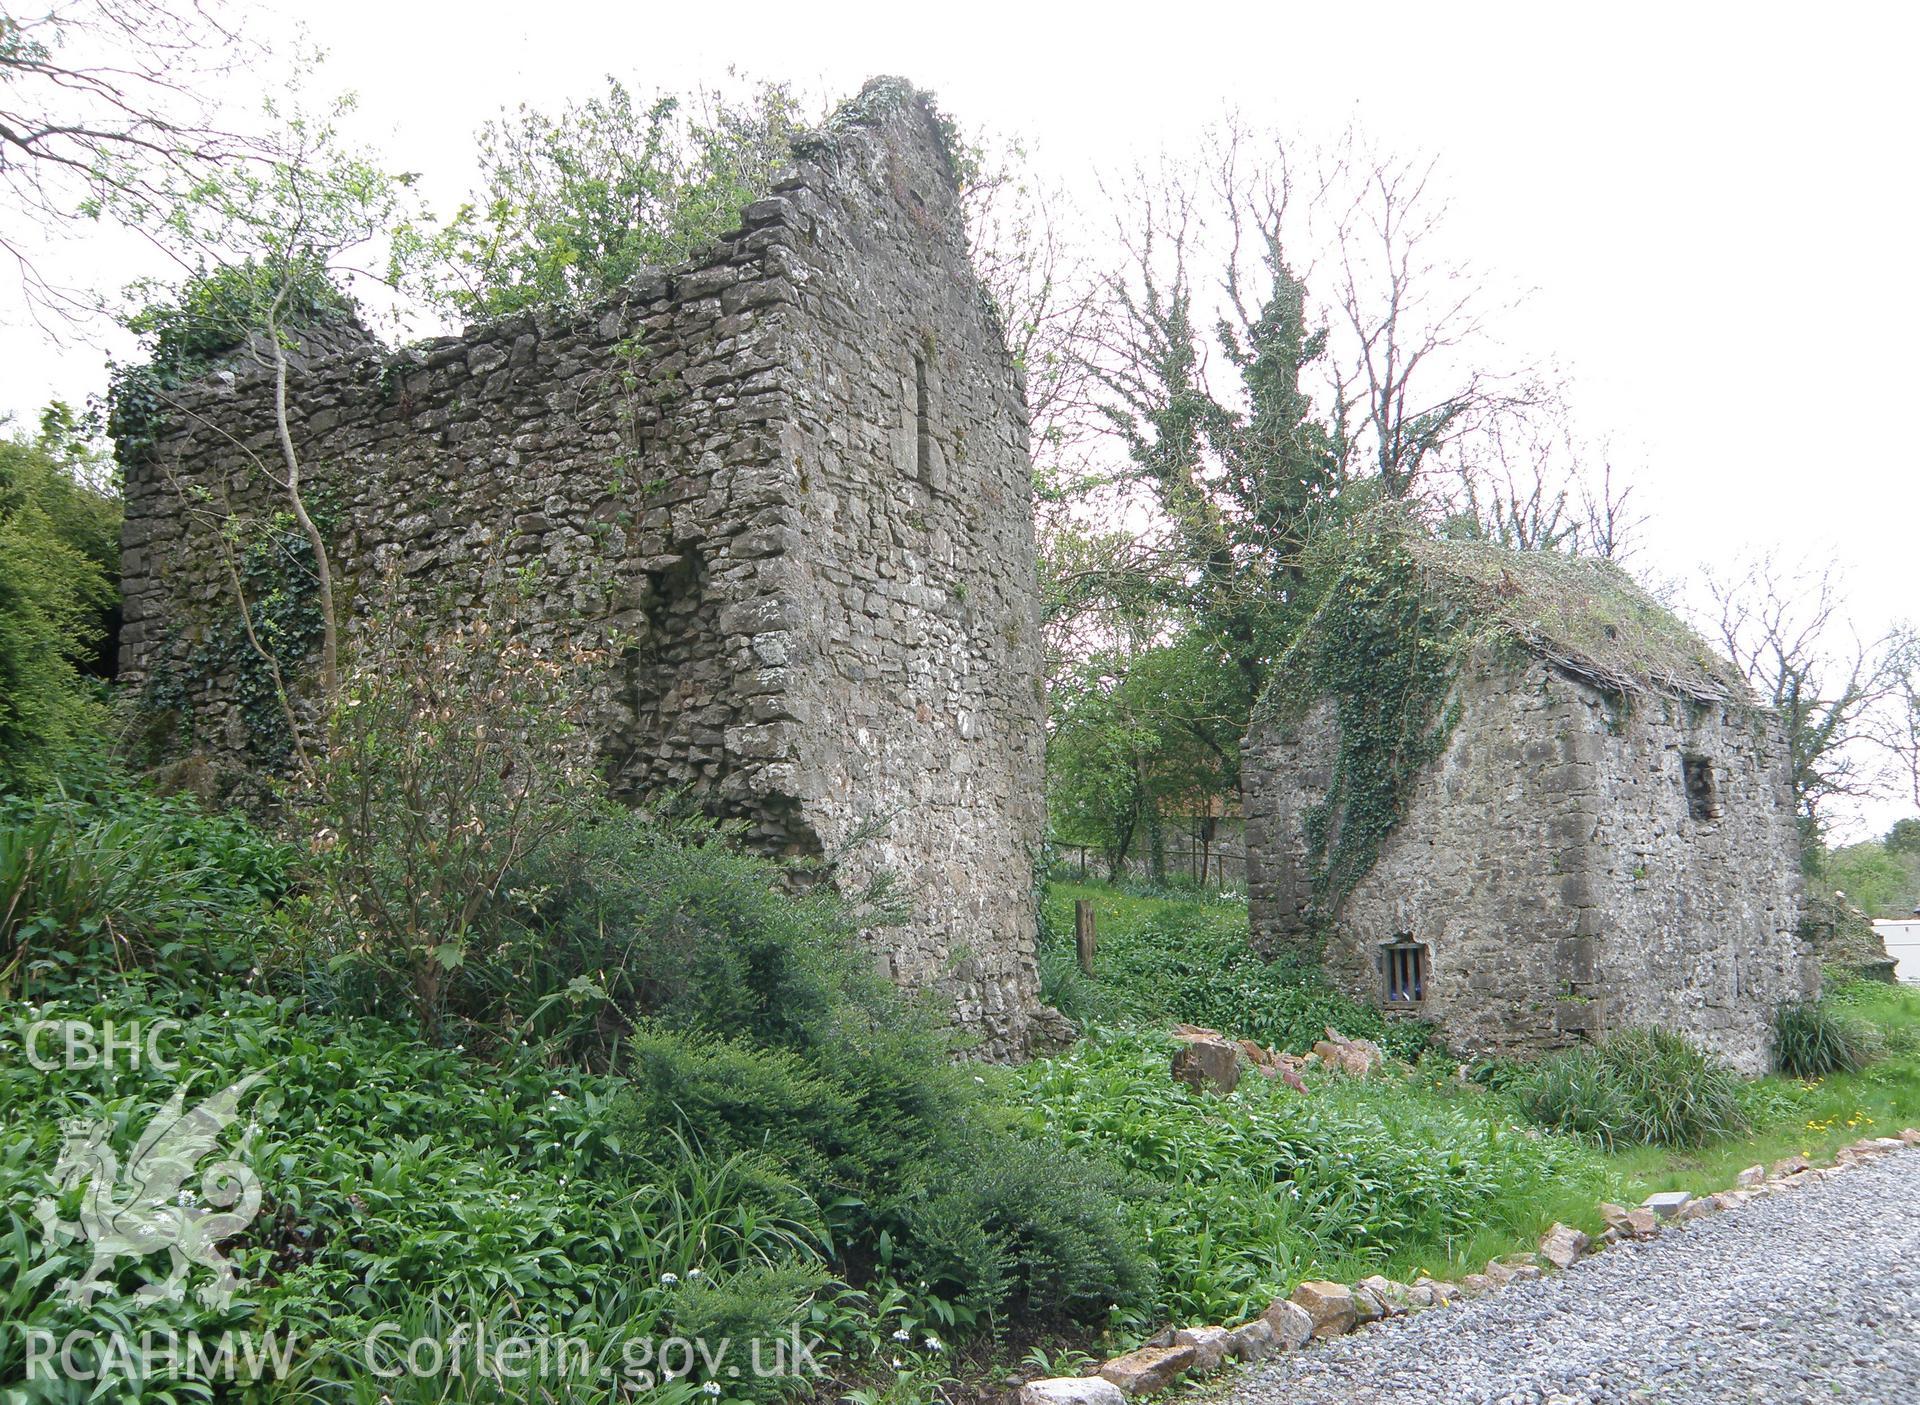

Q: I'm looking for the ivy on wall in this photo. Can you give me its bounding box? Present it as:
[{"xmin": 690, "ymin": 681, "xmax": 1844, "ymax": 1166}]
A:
[
  {"xmin": 1277, "ymin": 532, "xmax": 1467, "ymax": 930},
  {"xmin": 140, "ymin": 506, "xmax": 330, "ymax": 768},
  {"xmin": 106, "ymin": 259, "xmax": 357, "ymax": 467}
]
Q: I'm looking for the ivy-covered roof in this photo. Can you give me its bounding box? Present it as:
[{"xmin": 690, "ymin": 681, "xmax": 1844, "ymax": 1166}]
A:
[{"xmin": 1408, "ymin": 537, "xmax": 1751, "ymax": 706}]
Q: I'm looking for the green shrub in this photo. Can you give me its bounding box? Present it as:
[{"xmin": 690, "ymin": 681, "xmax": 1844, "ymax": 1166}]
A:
[
  {"xmin": 1510, "ymin": 1028, "xmax": 1749, "ymax": 1149},
  {"xmin": 1773, "ymin": 999, "xmax": 1881, "ymax": 1077},
  {"xmin": 505, "ymin": 803, "xmax": 917, "ymax": 1062},
  {"xmin": 0, "ymin": 426, "xmax": 119, "ymax": 787},
  {"xmin": 896, "ymin": 1138, "xmax": 1152, "ymax": 1327},
  {"xmin": 614, "ymin": 1023, "xmax": 1152, "ymax": 1334}
]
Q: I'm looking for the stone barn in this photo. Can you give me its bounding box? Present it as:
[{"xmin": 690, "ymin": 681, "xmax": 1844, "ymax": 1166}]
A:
[
  {"xmin": 116, "ymin": 79, "xmax": 1064, "ymax": 1057},
  {"xmin": 1243, "ymin": 538, "xmax": 1815, "ymax": 1072}
]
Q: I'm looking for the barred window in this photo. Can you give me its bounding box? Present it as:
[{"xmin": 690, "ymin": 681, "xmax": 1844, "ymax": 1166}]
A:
[{"xmin": 1382, "ymin": 940, "xmax": 1427, "ymax": 1006}]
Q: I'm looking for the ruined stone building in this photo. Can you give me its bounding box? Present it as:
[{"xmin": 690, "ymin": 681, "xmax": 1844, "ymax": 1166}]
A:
[
  {"xmin": 117, "ymin": 79, "xmax": 1064, "ymax": 1057},
  {"xmin": 1244, "ymin": 539, "xmax": 1815, "ymax": 1072}
]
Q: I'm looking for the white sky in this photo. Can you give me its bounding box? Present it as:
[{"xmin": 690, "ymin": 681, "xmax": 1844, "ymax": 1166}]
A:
[{"xmin": 4, "ymin": 0, "xmax": 1915, "ymax": 838}]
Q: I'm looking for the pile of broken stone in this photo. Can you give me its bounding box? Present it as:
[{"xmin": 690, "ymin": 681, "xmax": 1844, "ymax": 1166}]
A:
[{"xmin": 1018, "ymin": 1128, "xmax": 1920, "ymax": 1403}]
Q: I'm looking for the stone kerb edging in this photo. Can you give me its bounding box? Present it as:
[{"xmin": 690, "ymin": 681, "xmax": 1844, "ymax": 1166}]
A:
[{"xmin": 1017, "ymin": 1129, "xmax": 1920, "ymax": 1403}]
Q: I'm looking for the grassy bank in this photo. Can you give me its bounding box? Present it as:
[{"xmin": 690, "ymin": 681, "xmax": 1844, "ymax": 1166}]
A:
[{"xmin": 1025, "ymin": 878, "xmax": 1920, "ymax": 1330}]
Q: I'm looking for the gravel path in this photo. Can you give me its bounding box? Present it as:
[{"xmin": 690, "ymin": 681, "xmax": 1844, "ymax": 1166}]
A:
[{"xmin": 1229, "ymin": 1147, "xmax": 1920, "ymax": 1405}]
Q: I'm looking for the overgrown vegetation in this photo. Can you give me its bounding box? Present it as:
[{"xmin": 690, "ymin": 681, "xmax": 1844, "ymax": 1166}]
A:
[
  {"xmin": 1038, "ymin": 880, "xmax": 1432, "ymax": 1060},
  {"xmin": 1773, "ymin": 998, "xmax": 1881, "ymax": 1079},
  {"xmin": 10, "ymin": 760, "xmax": 1920, "ymax": 1401},
  {"xmin": 1, "ymin": 605, "xmax": 1162, "ymax": 1400},
  {"xmin": 106, "ymin": 257, "xmax": 357, "ymax": 466},
  {"xmin": 1007, "ymin": 1028, "xmax": 1600, "ymax": 1327},
  {"xmin": 1497, "ymin": 1028, "xmax": 1751, "ymax": 1151},
  {"xmin": 0, "ymin": 413, "xmax": 120, "ymax": 789},
  {"xmin": 1283, "ymin": 527, "xmax": 1465, "ymax": 923},
  {"xmin": 409, "ymin": 77, "xmax": 803, "ymax": 319}
]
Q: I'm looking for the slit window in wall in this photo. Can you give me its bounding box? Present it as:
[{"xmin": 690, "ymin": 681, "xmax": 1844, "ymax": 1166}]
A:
[
  {"xmin": 1382, "ymin": 940, "xmax": 1427, "ymax": 1007},
  {"xmin": 913, "ymin": 352, "xmax": 932, "ymax": 485},
  {"xmin": 1683, "ymin": 754, "xmax": 1720, "ymax": 821}
]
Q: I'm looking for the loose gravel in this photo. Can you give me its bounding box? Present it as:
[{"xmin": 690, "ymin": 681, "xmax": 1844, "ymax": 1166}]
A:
[{"xmin": 1228, "ymin": 1147, "xmax": 1920, "ymax": 1405}]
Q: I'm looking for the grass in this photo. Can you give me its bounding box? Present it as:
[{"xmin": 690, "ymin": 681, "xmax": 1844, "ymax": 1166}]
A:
[
  {"xmin": 1039, "ymin": 880, "xmax": 1433, "ymax": 1060},
  {"xmin": 1605, "ymin": 981, "xmax": 1920, "ymax": 1199},
  {"xmin": 1027, "ymin": 878, "xmax": 1920, "ymax": 1333}
]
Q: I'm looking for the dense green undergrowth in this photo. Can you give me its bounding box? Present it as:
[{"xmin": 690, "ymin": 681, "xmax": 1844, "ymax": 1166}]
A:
[
  {"xmin": 2, "ymin": 780, "xmax": 1147, "ymax": 1405},
  {"xmin": 10, "ymin": 784, "xmax": 1920, "ymax": 1405},
  {"xmin": 1027, "ymin": 876, "xmax": 1920, "ymax": 1327},
  {"xmin": 1002, "ymin": 1029, "xmax": 1602, "ymax": 1327},
  {"xmin": 1037, "ymin": 881, "xmax": 1433, "ymax": 1060}
]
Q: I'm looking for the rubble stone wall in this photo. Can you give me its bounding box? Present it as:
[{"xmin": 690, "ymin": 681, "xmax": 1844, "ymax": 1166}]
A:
[
  {"xmin": 1245, "ymin": 654, "xmax": 1813, "ymax": 1071},
  {"xmin": 117, "ymin": 82, "xmax": 1057, "ymax": 1057}
]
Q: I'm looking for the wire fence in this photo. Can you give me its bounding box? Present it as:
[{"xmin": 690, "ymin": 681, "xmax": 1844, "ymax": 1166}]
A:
[{"xmin": 1052, "ymin": 827, "xmax": 1250, "ymax": 891}]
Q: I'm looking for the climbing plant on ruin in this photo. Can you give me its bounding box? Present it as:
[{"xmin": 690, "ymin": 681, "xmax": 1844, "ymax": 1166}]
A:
[{"xmin": 1271, "ymin": 526, "xmax": 1467, "ymax": 928}]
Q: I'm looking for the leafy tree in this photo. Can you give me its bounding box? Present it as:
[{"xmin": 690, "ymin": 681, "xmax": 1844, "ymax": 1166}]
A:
[
  {"xmin": 412, "ymin": 77, "xmax": 803, "ymax": 318},
  {"xmin": 1821, "ymin": 840, "xmax": 1919, "ymax": 919},
  {"xmin": 104, "ymin": 87, "xmax": 416, "ymax": 770},
  {"xmin": 1887, "ymin": 818, "xmax": 1920, "ymax": 857},
  {"xmin": 1048, "ymin": 627, "xmax": 1245, "ymax": 881},
  {"xmin": 0, "ymin": 415, "xmax": 120, "ymax": 787}
]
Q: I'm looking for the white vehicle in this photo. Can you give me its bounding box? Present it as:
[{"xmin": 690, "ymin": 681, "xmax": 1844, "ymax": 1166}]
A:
[{"xmin": 1872, "ymin": 918, "xmax": 1920, "ymax": 984}]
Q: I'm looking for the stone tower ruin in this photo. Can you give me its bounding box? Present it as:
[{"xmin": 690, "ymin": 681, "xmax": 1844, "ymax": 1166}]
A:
[{"xmin": 117, "ymin": 79, "xmax": 1063, "ymax": 1057}]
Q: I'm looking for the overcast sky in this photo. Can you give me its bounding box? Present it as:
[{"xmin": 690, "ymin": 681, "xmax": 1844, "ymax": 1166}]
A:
[{"xmin": 5, "ymin": 0, "xmax": 1914, "ymax": 838}]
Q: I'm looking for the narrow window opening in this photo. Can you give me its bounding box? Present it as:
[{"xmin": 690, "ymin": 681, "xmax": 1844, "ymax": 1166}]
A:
[
  {"xmin": 1382, "ymin": 940, "xmax": 1427, "ymax": 1007},
  {"xmin": 913, "ymin": 353, "xmax": 932, "ymax": 485},
  {"xmin": 1683, "ymin": 754, "xmax": 1719, "ymax": 822}
]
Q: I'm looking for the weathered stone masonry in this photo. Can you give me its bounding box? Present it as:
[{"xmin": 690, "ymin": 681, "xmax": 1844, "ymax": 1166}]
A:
[
  {"xmin": 1244, "ymin": 553, "xmax": 1816, "ymax": 1073},
  {"xmin": 118, "ymin": 80, "xmax": 1061, "ymax": 1057}
]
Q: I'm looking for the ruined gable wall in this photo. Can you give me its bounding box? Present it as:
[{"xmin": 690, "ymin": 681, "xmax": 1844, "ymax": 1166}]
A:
[
  {"xmin": 119, "ymin": 199, "xmax": 816, "ymax": 849},
  {"xmin": 1245, "ymin": 656, "xmax": 1812, "ymax": 1068},
  {"xmin": 765, "ymin": 95, "xmax": 1055, "ymax": 1057}
]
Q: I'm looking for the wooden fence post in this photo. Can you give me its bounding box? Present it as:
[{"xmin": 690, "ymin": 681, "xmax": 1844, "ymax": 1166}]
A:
[{"xmin": 1074, "ymin": 899, "xmax": 1097, "ymax": 976}]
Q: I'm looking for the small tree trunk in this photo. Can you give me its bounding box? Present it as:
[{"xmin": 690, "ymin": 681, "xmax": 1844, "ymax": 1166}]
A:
[
  {"xmin": 1073, "ymin": 899, "xmax": 1096, "ymax": 976},
  {"xmin": 265, "ymin": 299, "xmax": 340, "ymax": 702},
  {"xmin": 1143, "ymin": 798, "xmax": 1166, "ymax": 885}
]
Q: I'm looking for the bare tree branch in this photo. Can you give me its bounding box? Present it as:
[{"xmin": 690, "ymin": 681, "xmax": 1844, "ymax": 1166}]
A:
[
  {"xmin": 1704, "ymin": 554, "xmax": 1905, "ymax": 833},
  {"xmin": 0, "ymin": 0, "xmax": 260, "ymax": 323}
]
